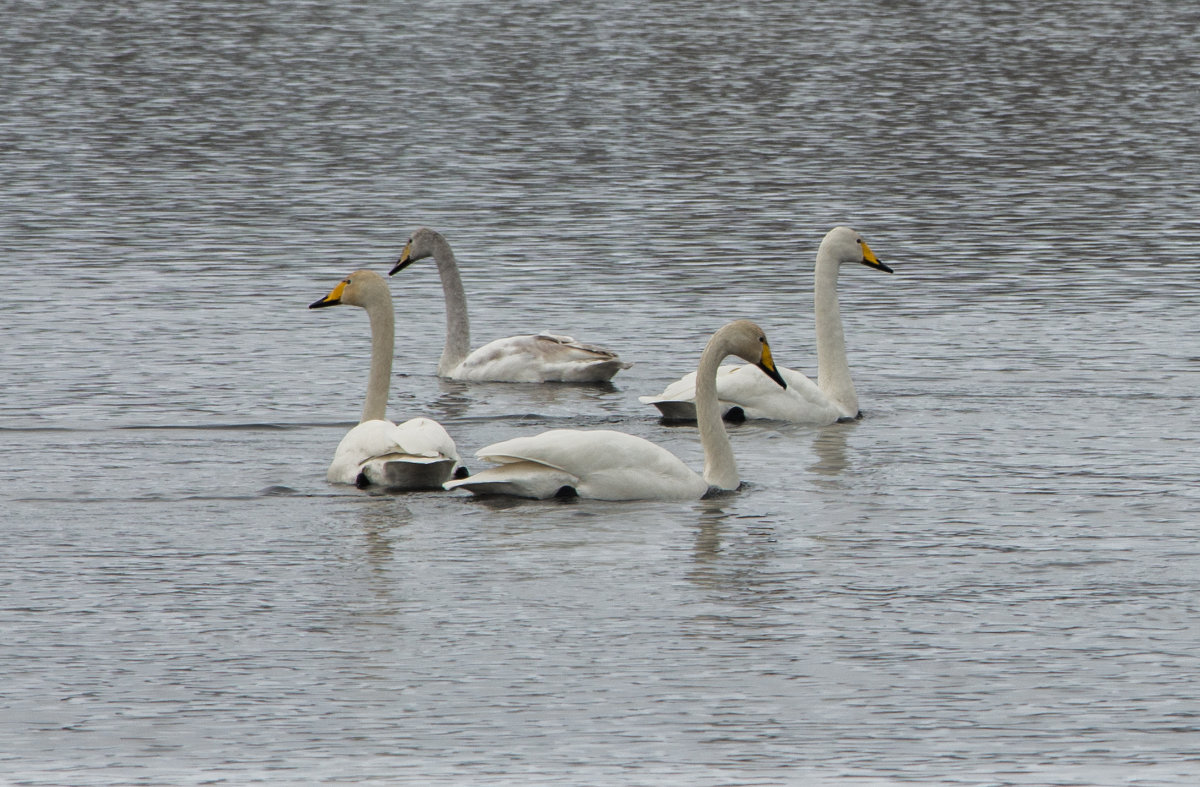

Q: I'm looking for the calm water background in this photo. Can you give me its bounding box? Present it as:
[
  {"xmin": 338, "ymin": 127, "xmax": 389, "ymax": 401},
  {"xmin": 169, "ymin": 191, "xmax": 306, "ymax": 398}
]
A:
[{"xmin": 3, "ymin": 1, "xmax": 1200, "ymax": 784}]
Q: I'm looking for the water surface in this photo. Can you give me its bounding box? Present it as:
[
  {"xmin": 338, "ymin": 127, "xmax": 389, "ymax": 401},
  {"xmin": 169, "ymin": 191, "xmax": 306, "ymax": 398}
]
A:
[{"xmin": 2, "ymin": 1, "xmax": 1199, "ymax": 784}]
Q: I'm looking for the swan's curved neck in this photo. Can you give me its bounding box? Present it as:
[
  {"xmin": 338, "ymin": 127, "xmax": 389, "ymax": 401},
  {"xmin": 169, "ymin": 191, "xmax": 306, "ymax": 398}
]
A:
[
  {"xmin": 429, "ymin": 237, "xmax": 471, "ymax": 376},
  {"xmin": 361, "ymin": 287, "xmax": 395, "ymax": 423},
  {"xmin": 695, "ymin": 332, "xmax": 740, "ymax": 491},
  {"xmin": 813, "ymin": 250, "xmax": 858, "ymax": 415}
]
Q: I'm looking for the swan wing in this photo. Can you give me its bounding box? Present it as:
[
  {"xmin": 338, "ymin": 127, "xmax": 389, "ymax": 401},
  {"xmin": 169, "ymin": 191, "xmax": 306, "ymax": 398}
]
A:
[
  {"xmin": 450, "ymin": 429, "xmax": 706, "ymax": 500},
  {"xmin": 640, "ymin": 364, "xmax": 845, "ymax": 424},
  {"xmin": 387, "ymin": 417, "xmax": 460, "ymax": 461},
  {"xmin": 327, "ymin": 418, "xmax": 459, "ymax": 487},
  {"xmin": 453, "ymin": 334, "xmax": 631, "ymax": 383}
]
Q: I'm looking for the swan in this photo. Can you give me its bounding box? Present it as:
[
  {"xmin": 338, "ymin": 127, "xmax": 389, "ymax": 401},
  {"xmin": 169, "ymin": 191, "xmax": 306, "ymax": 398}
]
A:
[
  {"xmin": 443, "ymin": 320, "xmax": 787, "ymax": 500},
  {"xmin": 388, "ymin": 227, "xmax": 631, "ymax": 383},
  {"xmin": 639, "ymin": 226, "xmax": 891, "ymax": 424},
  {"xmin": 309, "ymin": 269, "xmax": 460, "ymax": 489}
]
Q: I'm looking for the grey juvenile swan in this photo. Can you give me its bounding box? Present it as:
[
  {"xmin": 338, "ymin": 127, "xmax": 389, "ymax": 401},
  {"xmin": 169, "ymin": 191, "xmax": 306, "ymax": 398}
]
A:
[{"xmin": 389, "ymin": 227, "xmax": 630, "ymax": 383}]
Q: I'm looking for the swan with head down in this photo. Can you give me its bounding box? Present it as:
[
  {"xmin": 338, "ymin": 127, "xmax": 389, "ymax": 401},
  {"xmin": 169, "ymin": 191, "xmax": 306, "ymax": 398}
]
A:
[
  {"xmin": 309, "ymin": 269, "xmax": 460, "ymax": 489},
  {"xmin": 444, "ymin": 320, "xmax": 786, "ymax": 501},
  {"xmin": 640, "ymin": 226, "xmax": 891, "ymax": 424},
  {"xmin": 389, "ymin": 227, "xmax": 630, "ymax": 383}
]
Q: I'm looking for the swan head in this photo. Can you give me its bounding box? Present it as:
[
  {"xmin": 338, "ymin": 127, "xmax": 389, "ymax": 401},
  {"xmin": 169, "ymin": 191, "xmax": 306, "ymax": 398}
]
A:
[
  {"xmin": 721, "ymin": 319, "xmax": 788, "ymax": 389},
  {"xmin": 309, "ymin": 269, "xmax": 388, "ymax": 309},
  {"xmin": 822, "ymin": 226, "xmax": 892, "ymax": 273},
  {"xmin": 390, "ymin": 227, "xmax": 444, "ymax": 275}
]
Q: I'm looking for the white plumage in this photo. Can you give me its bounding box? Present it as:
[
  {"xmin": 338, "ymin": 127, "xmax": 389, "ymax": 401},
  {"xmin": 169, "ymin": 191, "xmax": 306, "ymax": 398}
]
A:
[
  {"xmin": 641, "ymin": 365, "xmax": 847, "ymax": 423},
  {"xmin": 445, "ymin": 320, "xmax": 787, "ymax": 501},
  {"xmin": 452, "ymin": 429, "xmax": 710, "ymax": 501},
  {"xmin": 310, "ymin": 269, "xmax": 459, "ymax": 489},
  {"xmin": 640, "ymin": 226, "xmax": 892, "ymax": 424},
  {"xmin": 326, "ymin": 417, "xmax": 459, "ymax": 488}
]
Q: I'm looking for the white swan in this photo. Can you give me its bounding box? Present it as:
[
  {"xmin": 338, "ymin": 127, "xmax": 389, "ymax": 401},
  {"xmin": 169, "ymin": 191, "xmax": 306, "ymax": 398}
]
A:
[
  {"xmin": 444, "ymin": 320, "xmax": 787, "ymax": 501},
  {"xmin": 640, "ymin": 226, "xmax": 891, "ymax": 424},
  {"xmin": 310, "ymin": 269, "xmax": 460, "ymax": 489},
  {"xmin": 388, "ymin": 227, "xmax": 631, "ymax": 383}
]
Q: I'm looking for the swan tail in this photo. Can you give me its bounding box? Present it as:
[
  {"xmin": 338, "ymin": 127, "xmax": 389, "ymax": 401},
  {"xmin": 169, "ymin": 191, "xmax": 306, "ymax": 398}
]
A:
[
  {"xmin": 530, "ymin": 334, "xmax": 631, "ymax": 381},
  {"xmin": 359, "ymin": 455, "xmax": 458, "ymax": 490},
  {"xmin": 559, "ymin": 358, "xmax": 631, "ymax": 382},
  {"xmin": 638, "ymin": 398, "xmax": 744, "ymax": 423},
  {"xmin": 641, "ymin": 399, "xmax": 700, "ymax": 422},
  {"xmin": 444, "ymin": 461, "xmax": 579, "ymax": 499}
]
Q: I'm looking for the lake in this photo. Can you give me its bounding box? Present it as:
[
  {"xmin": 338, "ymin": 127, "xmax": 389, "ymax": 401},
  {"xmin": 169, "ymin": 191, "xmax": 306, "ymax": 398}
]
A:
[{"xmin": 2, "ymin": 1, "xmax": 1199, "ymax": 784}]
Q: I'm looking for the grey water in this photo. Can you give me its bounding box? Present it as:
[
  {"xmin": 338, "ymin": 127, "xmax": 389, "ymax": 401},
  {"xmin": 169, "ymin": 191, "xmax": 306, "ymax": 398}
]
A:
[{"xmin": 2, "ymin": 0, "xmax": 1199, "ymax": 784}]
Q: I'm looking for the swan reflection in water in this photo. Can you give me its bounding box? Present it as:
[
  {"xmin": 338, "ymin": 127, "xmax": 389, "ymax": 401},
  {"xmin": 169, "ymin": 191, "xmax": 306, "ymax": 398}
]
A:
[{"xmin": 810, "ymin": 420, "xmax": 855, "ymax": 480}]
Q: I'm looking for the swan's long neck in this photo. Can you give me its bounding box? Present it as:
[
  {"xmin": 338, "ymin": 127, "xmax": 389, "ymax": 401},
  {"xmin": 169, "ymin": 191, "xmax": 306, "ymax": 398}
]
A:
[
  {"xmin": 813, "ymin": 249, "xmax": 858, "ymax": 415},
  {"xmin": 430, "ymin": 237, "xmax": 471, "ymax": 376},
  {"xmin": 695, "ymin": 331, "xmax": 739, "ymax": 491},
  {"xmin": 361, "ymin": 287, "xmax": 395, "ymax": 423}
]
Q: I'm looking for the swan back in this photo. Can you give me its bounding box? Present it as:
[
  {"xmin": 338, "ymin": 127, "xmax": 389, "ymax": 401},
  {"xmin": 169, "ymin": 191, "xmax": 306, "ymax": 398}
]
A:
[
  {"xmin": 327, "ymin": 418, "xmax": 459, "ymax": 488},
  {"xmin": 463, "ymin": 428, "xmax": 709, "ymax": 500},
  {"xmin": 449, "ymin": 334, "xmax": 630, "ymax": 382}
]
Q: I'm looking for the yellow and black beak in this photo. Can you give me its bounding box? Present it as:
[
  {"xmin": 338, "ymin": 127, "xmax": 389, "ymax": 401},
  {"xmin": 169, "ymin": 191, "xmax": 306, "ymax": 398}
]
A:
[
  {"xmin": 309, "ymin": 278, "xmax": 348, "ymax": 309},
  {"xmin": 388, "ymin": 241, "xmax": 414, "ymax": 276},
  {"xmin": 757, "ymin": 341, "xmax": 788, "ymax": 389},
  {"xmin": 860, "ymin": 240, "xmax": 893, "ymax": 273}
]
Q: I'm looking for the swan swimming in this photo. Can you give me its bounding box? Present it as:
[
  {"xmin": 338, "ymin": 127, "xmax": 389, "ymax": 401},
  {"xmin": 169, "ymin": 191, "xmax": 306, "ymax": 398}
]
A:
[
  {"xmin": 640, "ymin": 226, "xmax": 891, "ymax": 424},
  {"xmin": 444, "ymin": 320, "xmax": 787, "ymax": 501},
  {"xmin": 388, "ymin": 227, "xmax": 630, "ymax": 383},
  {"xmin": 309, "ymin": 269, "xmax": 460, "ymax": 489}
]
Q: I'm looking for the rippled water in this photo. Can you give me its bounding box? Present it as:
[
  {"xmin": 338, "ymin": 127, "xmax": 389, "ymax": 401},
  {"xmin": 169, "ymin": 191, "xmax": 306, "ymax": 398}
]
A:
[{"xmin": 3, "ymin": 1, "xmax": 1200, "ymax": 784}]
